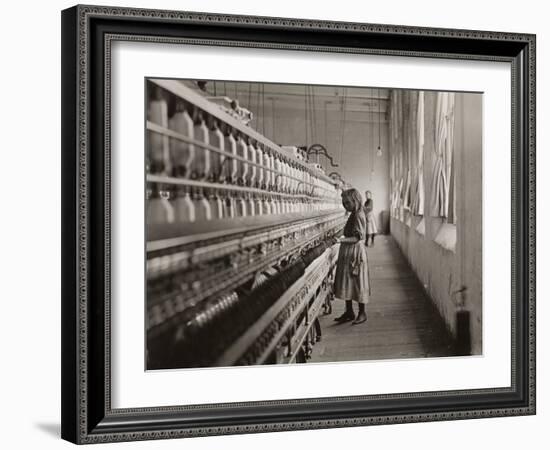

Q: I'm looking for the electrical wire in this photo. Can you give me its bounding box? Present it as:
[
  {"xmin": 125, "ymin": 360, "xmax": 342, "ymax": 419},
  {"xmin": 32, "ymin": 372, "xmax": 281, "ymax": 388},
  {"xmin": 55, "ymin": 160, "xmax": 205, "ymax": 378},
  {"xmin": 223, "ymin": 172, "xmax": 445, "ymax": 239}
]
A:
[
  {"xmin": 324, "ymin": 101, "xmax": 328, "ymax": 150},
  {"xmin": 308, "ymin": 86, "xmax": 312, "ymax": 146},
  {"xmin": 271, "ymin": 97, "xmax": 275, "ymax": 142},
  {"xmin": 312, "ymin": 88, "xmax": 316, "ymax": 158},
  {"xmin": 262, "ymin": 84, "xmax": 266, "ymax": 137},
  {"xmin": 378, "ymin": 88, "xmax": 381, "ymax": 150},
  {"xmin": 304, "ymin": 85, "xmax": 309, "ymax": 148},
  {"xmin": 324, "ymin": 101, "xmax": 329, "ymax": 173},
  {"xmin": 310, "ymin": 86, "xmax": 316, "ymax": 146},
  {"xmin": 338, "ymin": 88, "xmax": 348, "ymax": 166},
  {"xmin": 369, "ymin": 89, "xmax": 374, "ymax": 178}
]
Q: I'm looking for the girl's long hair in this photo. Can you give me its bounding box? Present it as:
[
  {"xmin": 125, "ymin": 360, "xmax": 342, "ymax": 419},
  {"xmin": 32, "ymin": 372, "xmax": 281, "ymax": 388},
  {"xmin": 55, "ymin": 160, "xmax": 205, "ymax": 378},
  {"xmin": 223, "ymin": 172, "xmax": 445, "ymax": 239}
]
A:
[{"xmin": 342, "ymin": 188, "xmax": 363, "ymax": 212}]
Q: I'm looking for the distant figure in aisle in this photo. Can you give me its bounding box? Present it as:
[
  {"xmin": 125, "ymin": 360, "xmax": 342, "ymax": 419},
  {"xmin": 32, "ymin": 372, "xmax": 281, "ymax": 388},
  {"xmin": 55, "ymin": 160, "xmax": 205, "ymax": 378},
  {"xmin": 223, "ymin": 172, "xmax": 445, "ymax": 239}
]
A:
[
  {"xmin": 364, "ymin": 190, "xmax": 377, "ymax": 247},
  {"xmin": 333, "ymin": 188, "xmax": 370, "ymax": 325}
]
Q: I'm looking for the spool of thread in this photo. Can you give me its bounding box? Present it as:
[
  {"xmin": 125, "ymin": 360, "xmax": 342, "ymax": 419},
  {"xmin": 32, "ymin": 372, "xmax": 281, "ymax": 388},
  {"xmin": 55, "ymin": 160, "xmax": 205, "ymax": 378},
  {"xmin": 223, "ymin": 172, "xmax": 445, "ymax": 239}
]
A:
[
  {"xmin": 236, "ymin": 137, "xmax": 249, "ymax": 186},
  {"xmin": 191, "ymin": 117, "xmax": 210, "ymax": 180},
  {"xmin": 169, "ymin": 105, "xmax": 194, "ymax": 177},
  {"xmin": 148, "ymin": 89, "xmax": 171, "ymax": 174},
  {"xmin": 209, "ymin": 122, "xmax": 224, "ymax": 182},
  {"xmin": 147, "ymin": 185, "xmax": 175, "ymax": 225},
  {"xmin": 172, "ymin": 186, "xmax": 195, "ymax": 223},
  {"xmin": 225, "ymin": 132, "xmax": 238, "ymax": 184}
]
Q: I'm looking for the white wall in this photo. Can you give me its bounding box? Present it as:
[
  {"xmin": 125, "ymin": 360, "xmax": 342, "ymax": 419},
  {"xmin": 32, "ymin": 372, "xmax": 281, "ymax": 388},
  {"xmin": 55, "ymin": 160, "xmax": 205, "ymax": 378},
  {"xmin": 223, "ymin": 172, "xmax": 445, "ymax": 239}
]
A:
[
  {"xmin": 390, "ymin": 92, "xmax": 483, "ymax": 354},
  {"xmin": 229, "ymin": 83, "xmax": 391, "ymax": 225},
  {"xmin": 269, "ymin": 107, "xmax": 390, "ymax": 226},
  {"xmin": 0, "ymin": 1, "xmax": 546, "ymax": 450}
]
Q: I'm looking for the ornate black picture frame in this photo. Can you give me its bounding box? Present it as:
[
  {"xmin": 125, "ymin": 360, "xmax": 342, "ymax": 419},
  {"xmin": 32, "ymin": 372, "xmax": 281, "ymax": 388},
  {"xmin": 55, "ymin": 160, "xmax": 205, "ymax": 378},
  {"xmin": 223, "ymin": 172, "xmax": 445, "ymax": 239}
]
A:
[{"xmin": 61, "ymin": 4, "xmax": 536, "ymax": 444}]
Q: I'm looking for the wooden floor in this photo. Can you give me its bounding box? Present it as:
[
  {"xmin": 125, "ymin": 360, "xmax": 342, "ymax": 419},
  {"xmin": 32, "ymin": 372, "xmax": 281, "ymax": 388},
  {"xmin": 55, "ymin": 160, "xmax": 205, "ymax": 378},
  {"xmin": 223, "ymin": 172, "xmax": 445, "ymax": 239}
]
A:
[{"xmin": 309, "ymin": 235, "xmax": 455, "ymax": 363}]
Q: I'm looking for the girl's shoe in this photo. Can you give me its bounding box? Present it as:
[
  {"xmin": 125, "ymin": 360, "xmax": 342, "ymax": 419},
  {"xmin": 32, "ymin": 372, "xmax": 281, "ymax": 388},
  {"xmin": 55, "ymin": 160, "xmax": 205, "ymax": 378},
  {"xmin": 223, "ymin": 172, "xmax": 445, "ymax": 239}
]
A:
[
  {"xmin": 352, "ymin": 312, "xmax": 367, "ymax": 325},
  {"xmin": 334, "ymin": 311, "xmax": 355, "ymax": 323}
]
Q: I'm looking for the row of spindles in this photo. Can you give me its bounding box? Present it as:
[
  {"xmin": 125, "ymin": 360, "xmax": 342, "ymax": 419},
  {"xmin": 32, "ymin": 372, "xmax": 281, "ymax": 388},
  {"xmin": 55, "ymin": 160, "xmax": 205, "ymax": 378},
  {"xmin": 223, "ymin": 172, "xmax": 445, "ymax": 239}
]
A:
[
  {"xmin": 148, "ymin": 111, "xmax": 334, "ymax": 194},
  {"xmin": 147, "ymin": 184, "xmax": 338, "ymax": 225},
  {"xmin": 147, "ymin": 84, "xmax": 340, "ymax": 225},
  {"xmin": 147, "ymin": 239, "xmax": 331, "ymax": 368}
]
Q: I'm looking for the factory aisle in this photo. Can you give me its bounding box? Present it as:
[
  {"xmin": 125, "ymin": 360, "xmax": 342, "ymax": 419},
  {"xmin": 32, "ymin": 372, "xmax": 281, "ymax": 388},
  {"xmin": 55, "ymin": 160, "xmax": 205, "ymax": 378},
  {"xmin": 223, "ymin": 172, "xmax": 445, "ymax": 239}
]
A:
[{"xmin": 309, "ymin": 235, "xmax": 455, "ymax": 363}]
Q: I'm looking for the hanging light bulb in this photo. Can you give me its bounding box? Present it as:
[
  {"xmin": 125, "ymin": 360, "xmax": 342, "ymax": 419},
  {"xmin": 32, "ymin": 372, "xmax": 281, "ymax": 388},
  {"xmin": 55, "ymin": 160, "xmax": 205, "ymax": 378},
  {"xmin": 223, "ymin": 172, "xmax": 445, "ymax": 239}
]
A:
[{"xmin": 376, "ymin": 87, "xmax": 383, "ymax": 157}]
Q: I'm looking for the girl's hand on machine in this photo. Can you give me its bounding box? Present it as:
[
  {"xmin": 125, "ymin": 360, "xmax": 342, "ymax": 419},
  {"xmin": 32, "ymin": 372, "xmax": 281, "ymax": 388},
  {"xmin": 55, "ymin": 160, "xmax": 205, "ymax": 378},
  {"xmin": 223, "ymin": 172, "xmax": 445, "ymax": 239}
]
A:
[{"xmin": 339, "ymin": 236, "xmax": 359, "ymax": 244}]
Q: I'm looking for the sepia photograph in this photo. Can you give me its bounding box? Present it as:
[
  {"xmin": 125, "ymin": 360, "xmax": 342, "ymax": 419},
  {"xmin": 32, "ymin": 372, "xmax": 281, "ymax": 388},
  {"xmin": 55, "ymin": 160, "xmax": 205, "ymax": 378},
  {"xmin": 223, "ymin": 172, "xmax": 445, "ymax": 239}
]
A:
[
  {"xmin": 58, "ymin": 3, "xmax": 536, "ymax": 444},
  {"xmin": 145, "ymin": 78, "xmax": 482, "ymax": 370}
]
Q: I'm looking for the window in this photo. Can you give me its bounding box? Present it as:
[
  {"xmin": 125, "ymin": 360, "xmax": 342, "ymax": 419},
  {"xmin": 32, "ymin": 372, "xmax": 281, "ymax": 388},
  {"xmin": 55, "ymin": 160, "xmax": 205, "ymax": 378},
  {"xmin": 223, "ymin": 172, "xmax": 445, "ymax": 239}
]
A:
[{"xmin": 429, "ymin": 92, "xmax": 455, "ymax": 221}]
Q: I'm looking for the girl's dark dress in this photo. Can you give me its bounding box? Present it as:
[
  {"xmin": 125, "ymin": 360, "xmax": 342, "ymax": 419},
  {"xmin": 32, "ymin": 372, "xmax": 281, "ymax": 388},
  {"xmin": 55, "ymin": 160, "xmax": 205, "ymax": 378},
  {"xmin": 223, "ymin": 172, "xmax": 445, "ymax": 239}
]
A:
[{"xmin": 333, "ymin": 210, "xmax": 371, "ymax": 304}]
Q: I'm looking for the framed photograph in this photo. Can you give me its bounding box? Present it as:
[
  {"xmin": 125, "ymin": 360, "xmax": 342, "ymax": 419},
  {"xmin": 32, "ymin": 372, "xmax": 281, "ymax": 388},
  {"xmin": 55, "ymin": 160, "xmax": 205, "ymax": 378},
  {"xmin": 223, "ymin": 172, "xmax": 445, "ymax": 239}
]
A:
[{"xmin": 61, "ymin": 4, "xmax": 536, "ymax": 444}]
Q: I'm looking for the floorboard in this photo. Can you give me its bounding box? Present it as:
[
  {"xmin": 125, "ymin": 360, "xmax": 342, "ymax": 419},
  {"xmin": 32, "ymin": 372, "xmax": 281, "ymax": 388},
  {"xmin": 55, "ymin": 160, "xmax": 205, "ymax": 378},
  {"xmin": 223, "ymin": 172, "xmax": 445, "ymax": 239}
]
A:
[{"xmin": 309, "ymin": 235, "xmax": 455, "ymax": 363}]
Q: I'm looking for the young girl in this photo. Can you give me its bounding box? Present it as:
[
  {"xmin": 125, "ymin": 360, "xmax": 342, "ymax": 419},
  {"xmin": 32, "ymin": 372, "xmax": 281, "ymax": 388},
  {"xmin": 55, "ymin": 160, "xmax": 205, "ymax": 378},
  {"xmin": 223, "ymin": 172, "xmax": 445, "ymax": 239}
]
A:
[
  {"xmin": 364, "ymin": 190, "xmax": 377, "ymax": 247},
  {"xmin": 333, "ymin": 188, "xmax": 370, "ymax": 324}
]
